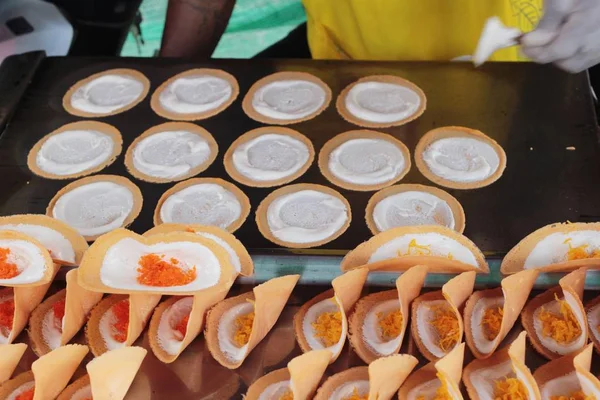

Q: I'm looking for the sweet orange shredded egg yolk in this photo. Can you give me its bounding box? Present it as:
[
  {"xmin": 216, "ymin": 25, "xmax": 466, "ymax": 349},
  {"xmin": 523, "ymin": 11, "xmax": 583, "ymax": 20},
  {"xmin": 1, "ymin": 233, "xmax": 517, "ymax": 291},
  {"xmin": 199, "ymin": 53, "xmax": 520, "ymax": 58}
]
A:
[
  {"xmin": 52, "ymin": 298, "xmax": 66, "ymax": 331},
  {"xmin": 428, "ymin": 304, "xmax": 460, "ymax": 351},
  {"xmin": 564, "ymin": 238, "xmax": 600, "ymax": 260},
  {"xmin": 481, "ymin": 306, "xmax": 504, "ymax": 340},
  {"xmin": 538, "ymin": 293, "xmax": 581, "ymax": 344},
  {"xmin": 136, "ymin": 254, "xmax": 196, "ymax": 287},
  {"xmin": 0, "ymin": 248, "xmax": 19, "ymax": 279},
  {"xmin": 15, "ymin": 388, "xmax": 34, "ymax": 400},
  {"xmin": 278, "ymin": 390, "xmax": 293, "ymax": 400},
  {"xmin": 174, "ymin": 315, "xmax": 189, "ymax": 338},
  {"xmin": 0, "ymin": 298, "xmax": 14, "ymax": 335},
  {"xmin": 493, "ymin": 378, "xmax": 527, "ymax": 400},
  {"xmin": 377, "ymin": 309, "xmax": 403, "ymax": 339},
  {"xmin": 311, "ymin": 310, "xmax": 343, "ymax": 347},
  {"xmin": 233, "ymin": 311, "xmax": 255, "ymax": 346},
  {"xmin": 111, "ymin": 299, "xmax": 130, "ymax": 343},
  {"xmin": 399, "ymin": 239, "xmax": 432, "ymax": 256},
  {"xmin": 550, "ymin": 391, "xmax": 594, "ymax": 400},
  {"xmin": 343, "ymin": 388, "xmax": 367, "ymax": 400}
]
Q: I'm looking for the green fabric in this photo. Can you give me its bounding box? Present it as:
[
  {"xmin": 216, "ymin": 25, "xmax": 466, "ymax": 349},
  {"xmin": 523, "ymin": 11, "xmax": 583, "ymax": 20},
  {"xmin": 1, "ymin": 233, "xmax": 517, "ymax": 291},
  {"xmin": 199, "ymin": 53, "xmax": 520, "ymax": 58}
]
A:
[{"xmin": 120, "ymin": 0, "xmax": 306, "ymax": 58}]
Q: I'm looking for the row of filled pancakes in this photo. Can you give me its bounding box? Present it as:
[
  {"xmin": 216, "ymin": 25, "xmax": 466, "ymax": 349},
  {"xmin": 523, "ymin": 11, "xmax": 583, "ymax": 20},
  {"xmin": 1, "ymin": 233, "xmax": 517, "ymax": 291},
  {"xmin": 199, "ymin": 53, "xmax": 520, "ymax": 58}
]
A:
[
  {"xmin": 62, "ymin": 68, "xmax": 426, "ymax": 128},
  {"xmin": 0, "ymin": 344, "xmax": 147, "ymax": 400}
]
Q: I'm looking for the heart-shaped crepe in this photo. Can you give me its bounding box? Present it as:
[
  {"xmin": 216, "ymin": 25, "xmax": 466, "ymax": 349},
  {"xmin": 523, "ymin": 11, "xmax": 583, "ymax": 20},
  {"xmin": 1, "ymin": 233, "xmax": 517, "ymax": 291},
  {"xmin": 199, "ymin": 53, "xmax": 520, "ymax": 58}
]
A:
[
  {"xmin": 0, "ymin": 343, "xmax": 27, "ymax": 384},
  {"xmin": 77, "ymin": 228, "xmax": 235, "ymax": 295},
  {"xmin": 57, "ymin": 346, "xmax": 147, "ymax": 400},
  {"xmin": 245, "ymin": 350, "xmax": 331, "ymax": 400},
  {"xmin": 411, "ymin": 271, "xmax": 475, "ymax": 361},
  {"xmin": 29, "ymin": 269, "xmax": 102, "ymax": 356},
  {"xmin": 341, "ymin": 226, "xmax": 487, "ymax": 273},
  {"xmin": 585, "ymin": 294, "xmax": 600, "ymax": 353},
  {"xmin": 205, "ymin": 274, "xmax": 299, "ymax": 369},
  {"xmin": 315, "ymin": 354, "xmax": 418, "ymax": 400},
  {"xmin": 0, "ymin": 344, "xmax": 88, "ymax": 400},
  {"xmin": 143, "ymin": 223, "xmax": 253, "ymax": 277},
  {"xmin": 399, "ymin": 343, "xmax": 465, "ymax": 400},
  {"xmin": 501, "ymin": 222, "xmax": 600, "ymax": 274},
  {"xmin": 85, "ymin": 293, "xmax": 161, "ymax": 357},
  {"xmin": 521, "ymin": 267, "xmax": 587, "ymax": 360},
  {"xmin": 294, "ymin": 268, "xmax": 368, "ymax": 363},
  {"xmin": 0, "ymin": 231, "xmax": 55, "ymax": 287},
  {"xmin": 349, "ymin": 265, "xmax": 427, "ymax": 364},
  {"xmin": 464, "ymin": 269, "xmax": 539, "ymax": 359},
  {"xmin": 463, "ymin": 332, "xmax": 540, "ymax": 400}
]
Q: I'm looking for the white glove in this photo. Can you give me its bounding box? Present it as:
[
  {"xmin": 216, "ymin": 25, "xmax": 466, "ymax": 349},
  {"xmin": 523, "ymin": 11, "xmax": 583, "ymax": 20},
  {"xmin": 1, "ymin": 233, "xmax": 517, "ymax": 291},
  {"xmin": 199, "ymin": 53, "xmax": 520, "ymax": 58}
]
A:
[{"xmin": 521, "ymin": 0, "xmax": 600, "ymax": 73}]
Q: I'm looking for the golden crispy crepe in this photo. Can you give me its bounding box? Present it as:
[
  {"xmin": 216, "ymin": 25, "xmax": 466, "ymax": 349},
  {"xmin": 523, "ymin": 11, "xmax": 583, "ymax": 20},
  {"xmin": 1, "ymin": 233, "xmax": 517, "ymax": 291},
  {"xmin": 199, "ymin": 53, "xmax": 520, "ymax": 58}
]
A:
[
  {"xmin": 315, "ymin": 354, "xmax": 418, "ymax": 400},
  {"xmin": 464, "ymin": 269, "xmax": 539, "ymax": 359},
  {"xmin": 77, "ymin": 228, "xmax": 235, "ymax": 295},
  {"xmin": 205, "ymin": 275, "xmax": 299, "ymax": 369},
  {"xmin": 585, "ymin": 294, "xmax": 600, "ymax": 353},
  {"xmin": 399, "ymin": 343, "xmax": 465, "ymax": 400},
  {"xmin": 349, "ymin": 265, "xmax": 427, "ymax": 364},
  {"xmin": 463, "ymin": 332, "xmax": 540, "ymax": 400},
  {"xmin": 522, "ymin": 267, "xmax": 587, "ymax": 360},
  {"xmin": 57, "ymin": 346, "xmax": 147, "ymax": 400},
  {"xmin": 340, "ymin": 226, "xmax": 488, "ymax": 273},
  {"xmin": 29, "ymin": 270, "xmax": 102, "ymax": 356},
  {"xmin": 294, "ymin": 268, "xmax": 368, "ymax": 363},
  {"xmin": 0, "ymin": 343, "xmax": 27, "ymax": 384},
  {"xmin": 245, "ymin": 350, "xmax": 331, "ymax": 400},
  {"xmin": 143, "ymin": 223, "xmax": 253, "ymax": 277},
  {"xmin": 0, "ymin": 231, "xmax": 55, "ymax": 287},
  {"xmin": 411, "ymin": 271, "xmax": 476, "ymax": 361},
  {"xmin": 0, "ymin": 344, "xmax": 88, "ymax": 400},
  {"xmin": 501, "ymin": 222, "xmax": 600, "ymax": 274},
  {"xmin": 85, "ymin": 293, "xmax": 161, "ymax": 357}
]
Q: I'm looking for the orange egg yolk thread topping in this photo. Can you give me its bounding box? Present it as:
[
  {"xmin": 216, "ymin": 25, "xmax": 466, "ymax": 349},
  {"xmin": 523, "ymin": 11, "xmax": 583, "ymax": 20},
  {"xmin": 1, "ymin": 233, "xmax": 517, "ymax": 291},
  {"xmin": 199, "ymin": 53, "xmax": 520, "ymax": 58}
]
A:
[
  {"xmin": 0, "ymin": 248, "xmax": 19, "ymax": 279},
  {"xmin": 15, "ymin": 388, "xmax": 34, "ymax": 400},
  {"xmin": 550, "ymin": 391, "xmax": 595, "ymax": 400},
  {"xmin": 312, "ymin": 307, "xmax": 343, "ymax": 347},
  {"xmin": 52, "ymin": 298, "xmax": 66, "ymax": 331},
  {"xmin": 278, "ymin": 390, "xmax": 293, "ymax": 400},
  {"xmin": 416, "ymin": 374, "xmax": 452, "ymax": 400},
  {"xmin": 428, "ymin": 304, "xmax": 460, "ymax": 352},
  {"xmin": 538, "ymin": 293, "xmax": 581, "ymax": 344},
  {"xmin": 174, "ymin": 315, "xmax": 189, "ymax": 338},
  {"xmin": 111, "ymin": 299, "xmax": 130, "ymax": 343},
  {"xmin": 0, "ymin": 298, "xmax": 14, "ymax": 335},
  {"xmin": 481, "ymin": 306, "xmax": 504, "ymax": 340},
  {"xmin": 343, "ymin": 388, "xmax": 367, "ymax": 400},
  {"xmin": 233, "ymin": 310, "xmax": 255, "ymax": 347},
  {"xmin": 564, "ymin": 238, "xmax": 600, "ymax": 261},
  {"xmin": 136, "ymin": 254, "xmax": 196, "ymax": 287},
  {"xmin": 377, "ymin": 309, "xmax": 403, "ymax": 339},
  {"xmin": 493, "ymin": 377, "xmax": 528, "ymax": 400}
]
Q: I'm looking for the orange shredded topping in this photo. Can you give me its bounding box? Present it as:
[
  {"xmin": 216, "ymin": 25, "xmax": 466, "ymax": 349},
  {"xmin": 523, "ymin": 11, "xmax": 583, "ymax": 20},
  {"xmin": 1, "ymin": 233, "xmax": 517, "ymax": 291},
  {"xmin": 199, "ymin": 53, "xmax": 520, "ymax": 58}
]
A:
[
  {"xmin": 550, "ymin": 391, "xmax": 594, "ymax": 400},
  {"xmin": 174, "ymin": 315, "xmax": 189, "ymax": 338},
  {"xmin": 481, "ymin": 306, "xmax": 504, "ymax": 340},
  {"xmin": 493, "ymin": 378, "xmax": 527, "ymax": 400},
  {"xmin": 343, "ymin": 388, "xmax": 367, "ymax": 400},
  {"xmin": 111, "ymin": 299, "xmax": 129, "ymax": 343},
  {"xmin": 136, "ymin": 254, "xmax": 196, "ymax": 287},
  {"xmin": 52, "ymin": 298, "xmax": 66, "ymax": 331},
  {"xmin": 0, "ymin": 298, "xmax": 14, "ymax": 335},
  {"xmin": 399, "ymin": 239, "xmax": 432, "ymax": 256},
  {"xmin": 538, "ymin": 293, "xmax": 581, "ymax": 344},
  {"xmin": 233, "ymin": 311, "xmax": 255, "ymax": 346},
  {"xmin": 428, "ymin": 304, "xmax": 460, "ymax": 352},
  {"xmin": 564, "ymin": 238, "xmax": 600, "ymax": 261},
  {"xmin": 278, "ymin": 390, "xmax": 293, "ymax": 400},
  {"xmin": 0, "ymin": 248, "xmax": 19, "ymax": 279},
  {"xmin": 377, "ymin": 309, "xmax": 403, "ymax": 339},
  {"xmin": 185, "ymin": 227, "xmax": 195, "ymax": 233},
  {"xmin": 15, "ymin": 388, "xmax": 34, "ymax": 400},
  {"xmin": 311, "ymin": 310, "xmax": 343, "ymax": 347}
]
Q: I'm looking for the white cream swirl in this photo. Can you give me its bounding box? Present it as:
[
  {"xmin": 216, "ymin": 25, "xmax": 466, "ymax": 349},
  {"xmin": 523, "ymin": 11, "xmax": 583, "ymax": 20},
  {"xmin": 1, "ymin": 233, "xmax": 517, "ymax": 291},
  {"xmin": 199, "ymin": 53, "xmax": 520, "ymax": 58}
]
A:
[
  {"xmin": 70, "ymin": 74, "xmax": 145, "ymax": 114},
  {"xmin": 252, "ymin": 80, "xmax": 326, "ymax": 120},
  {"xmin": 345, "ymin": 81, "xmax": 421, "ymax": 123},
  {"xmin": 158, "ymin": 75, "xmax": 233, "ymax": 114}
]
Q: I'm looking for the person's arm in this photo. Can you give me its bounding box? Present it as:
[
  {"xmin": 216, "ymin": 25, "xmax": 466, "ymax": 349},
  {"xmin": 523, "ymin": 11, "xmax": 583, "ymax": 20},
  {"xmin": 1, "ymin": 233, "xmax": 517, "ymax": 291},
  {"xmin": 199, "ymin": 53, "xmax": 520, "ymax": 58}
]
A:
[{"xmin": 159, "ymin": 0, "xmax": 235, "ymax": 57}]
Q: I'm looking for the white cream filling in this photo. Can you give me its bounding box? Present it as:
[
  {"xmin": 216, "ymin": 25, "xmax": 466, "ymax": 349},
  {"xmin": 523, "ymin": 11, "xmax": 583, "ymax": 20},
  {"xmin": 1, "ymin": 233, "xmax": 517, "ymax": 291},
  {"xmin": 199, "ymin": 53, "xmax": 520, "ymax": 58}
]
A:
[
  {"xmin": 41, "ymin": 306, "xmax": 63, "ymax": 350},
  {"xmin": 473, "ymin": 17, "xmax": 521, "ymax": 66},
  {"xmin": 541, "ymin": 372, "xmax": 581, "ymax": 399},
  {"xmin": 470, "ymin": 296, "xmax": 504, "ymax": 355},
  {"xmin": 407, "ymin": 378, "xmax": 441, "ymax": 400},
  {"xmin": 266, "ymin": 190, "xmax": 348, "ymax": 244},
  {"xmin": 158, "ymin": 75, "xmax": 233, "ymax": 114},
  {"xmin": 469, "ymin": 360, "xmax": 515, "ymax": 400},
  {"xmin": 524, "ymin": 231, "xmax": 600, "ymax": 269},
  {"xmin": 257, "ymin": 380, "xmax": 292, "ymax": 400},
  {"xmin": 367, "ymin": 233, "xmax": 479, "ymax": 267},
  {"xmin": 532, "ymin": 291, "xmax": 586, "ymax": 355},
  {"xmin": 217, "ymin": 302, "xmax": 253, "ymax": 362},
  {"xmin": 251, "ymin": 80, "xmax": 326, "ymax": 120},
  {"xmin": 157, "ymin": 297, "xmax": 193, "ymax": 355},
  {"xmin": 195, "ymin": 232, "xmax": 241, "ymax": 274},
  {"xmin": 70, "ymin": 74, "xmax": 145, "ymax": 114},
  {"xmin": 515, "ymin": 366, "xmax": 538, "ymax": 400},
  {"xmin": 52, "ymin": 181, "xmax": 135, "ymax": 237},
  {"xmin": 587, "ymin": 302, "xmax": 600, "ymax": 343},
  {"xmin": 99, "ymin": 304, "xmax": 127, "ymax": 351},
  {"xmin": 577, "ymin": 371, "xmax": 600, "ymax": 399},
  {"xmin": 362, "ymin": 299, "xmax": 402, "ymax": 356},
  {"xmin": 36, "ymin": 129, "xmax": 115, "ymax": 176},
  {"xmin": 231, "ymin": 133, "xmax": 310, "ymax": 182},
  {"xmin": 160, "ymin": 183, "xmax": 242, "ymax": 229},
  {"xmin": 0, "ymin": 223, "xmax": 75, "ymax": 263},
  {"xmin": 372, "ymin": 191, "xmax": 455, "ymax": 232},
  {"xmin": 415, "ymin": 299, "xmax": 457, "ymax": 359},
  {"xmin": 0, "ymin": 239, "xmax": 47, "ymax": 285},
  {"xmin": 328, "ymin": 138, "xmax": 406, "ymax": 185},
  {"xmin": 71, "ymin": 385, "xmax": 93, "ymax": 400},
  {"xmin": 132, "ymin": 130, "xmax": 212, "ymax": 179},
  {"xmin": 330, "ymin": 380, "xmax": 370, "ymax": 400},
  {"xmin": 301, "ymin": 297, "xmax": 345, "ymax": 357},
  {"xmin": 345, "ymin": 81, "xmax": 421, "ymax": 123},
  {"xmin": 422, "ymin": 137, "xmax": 500, "ymax": 183},
  {"xmin": 7, "ymin": 381, "xmax": 35, "ymax": 400},
  {"xmin": 0, "ymin": 295, "xmax": 14, "ymax": 344}
]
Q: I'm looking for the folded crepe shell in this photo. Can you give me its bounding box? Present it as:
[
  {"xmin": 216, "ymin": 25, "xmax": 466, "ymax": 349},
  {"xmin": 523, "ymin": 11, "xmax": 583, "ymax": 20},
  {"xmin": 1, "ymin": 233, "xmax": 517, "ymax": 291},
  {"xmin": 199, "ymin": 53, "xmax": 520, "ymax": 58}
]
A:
[
  {"xmin": 143, "ymin": 223, "xmax": 253, "ymax": 277},
  {"xmin": 398, "ymin": 343, "xmax": 465, "ymax": 400},
  {"xmin": 411, "ymin": 271, "xmax": 475, "ymax": 361},
  {"xmin": 29, "ymin": 270, "xmax": 102, "ymax": 356},
  {"xmin": 205, "ymin": 274, "xmax": 299, "ymax": 369},
  {"xmin": 0, "ymin": 214, "xmax": 88, "ymax": 267},
  {"xmin": 340, "ymin": 226, "xmax": 488, "ymax": 273},
  {"xmin": 245, "ymin": 350, "xmax": 331, "ymax": 400},
  {"xmin": 501, "ymin": 222, "xmax": 600, "ymax": 274},
  {"xmin": 294, "ymin": 268, "xmax": 368, "ymax": 363},
  {"xmin": 521, "ymin": 267, "xmax": 587, "ymax": 359},
  {"xmin": 349, "ymin": 265, "xmax": 427, "ymax": 363},
  {"xmin": 464, "ymin": 269, "xmax": 539, "ymax": 359},
  {"xmin": 585, "ymin": 294, "xmax": 600, "ymax": 353},
  {"xmin": 463, "ymin": 332, "xmax": 540, "ymax": 400},
  {"xmin": 0, "ymin": 231, "xmax": 55, "ymax": 287},
  {"xmin": 86, "ymin": 293, "xmax": 161, "ymax": 357},
  {"xmin": 315, "ymin": 354, "xmax": 418, "ymax": 400},
  {"xmin": 0, "ymin": 344, "xmax": 88, "ymax": 400},
  {"xmin": 57, "ymin": 346, "xmax": 147, "ymax": 400},
  {"xmin": 0, "ymin": 343, "xmax": 27, "ymax": 384},
  {"xmin": 77, "ymin": 228, "xmax": 235, "ymax": 295}
]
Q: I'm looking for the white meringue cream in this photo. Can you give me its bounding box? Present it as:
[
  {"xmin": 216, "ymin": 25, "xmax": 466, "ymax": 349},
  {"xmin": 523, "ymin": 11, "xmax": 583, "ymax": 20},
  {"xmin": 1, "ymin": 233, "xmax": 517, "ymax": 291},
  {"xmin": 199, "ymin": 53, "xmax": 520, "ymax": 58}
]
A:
[
  {"xmin": 217, "ymin": 301, "xmax": 253, "ymax": 362},
  {"xmin": 251, "ymin": 80, "xmax": 327, "ymax": 120},
  {"xmin": 524, "ymin": 231, "xmax": 600, "ymax": 269},
  {"xmin": 362, "ymin": 299, "xmax": 402, "ymax": 356},
  {"xmin": 99, "ymin": 302, "xmax": 128, "ymax": 351},
  {"xmin": 157, "ymin": 296, "xmax": 193, "ymax": 355},
  {"xmin": 257, "ymin": 381, "xmax": 292, "ymax": 400},
  {"xmin": 345, "ymin": 81, "xmax": 422, "ymax": 124},
  {"xmin": 158, "ymin": 75, "xmax": 233, "ymax": 115},
  {"xmin": 302, "ymin": 297, "xmax": 345, "ymax": 355},
  {"xmin": 330, "ymin": 381, "xmax": 370, "ymax": 400},
  {"xmin": 0, "ymin": 223, "xmax": 75, "ymax": 264},
  {"xmin": 0, "ymin": 239, "xmax": 48, "ymax": 285},
  {"xmin": 70, "ymin": 74, "xmax": 145, "ymax": 115}
]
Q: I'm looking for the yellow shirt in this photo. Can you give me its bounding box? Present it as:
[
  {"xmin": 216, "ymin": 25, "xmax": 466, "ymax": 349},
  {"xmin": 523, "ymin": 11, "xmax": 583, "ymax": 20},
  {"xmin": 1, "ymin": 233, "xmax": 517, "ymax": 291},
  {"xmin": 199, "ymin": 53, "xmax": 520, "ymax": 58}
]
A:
[{"xmin": 303, "ymin": 0, "xmax": 543, "ymax": 61}]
